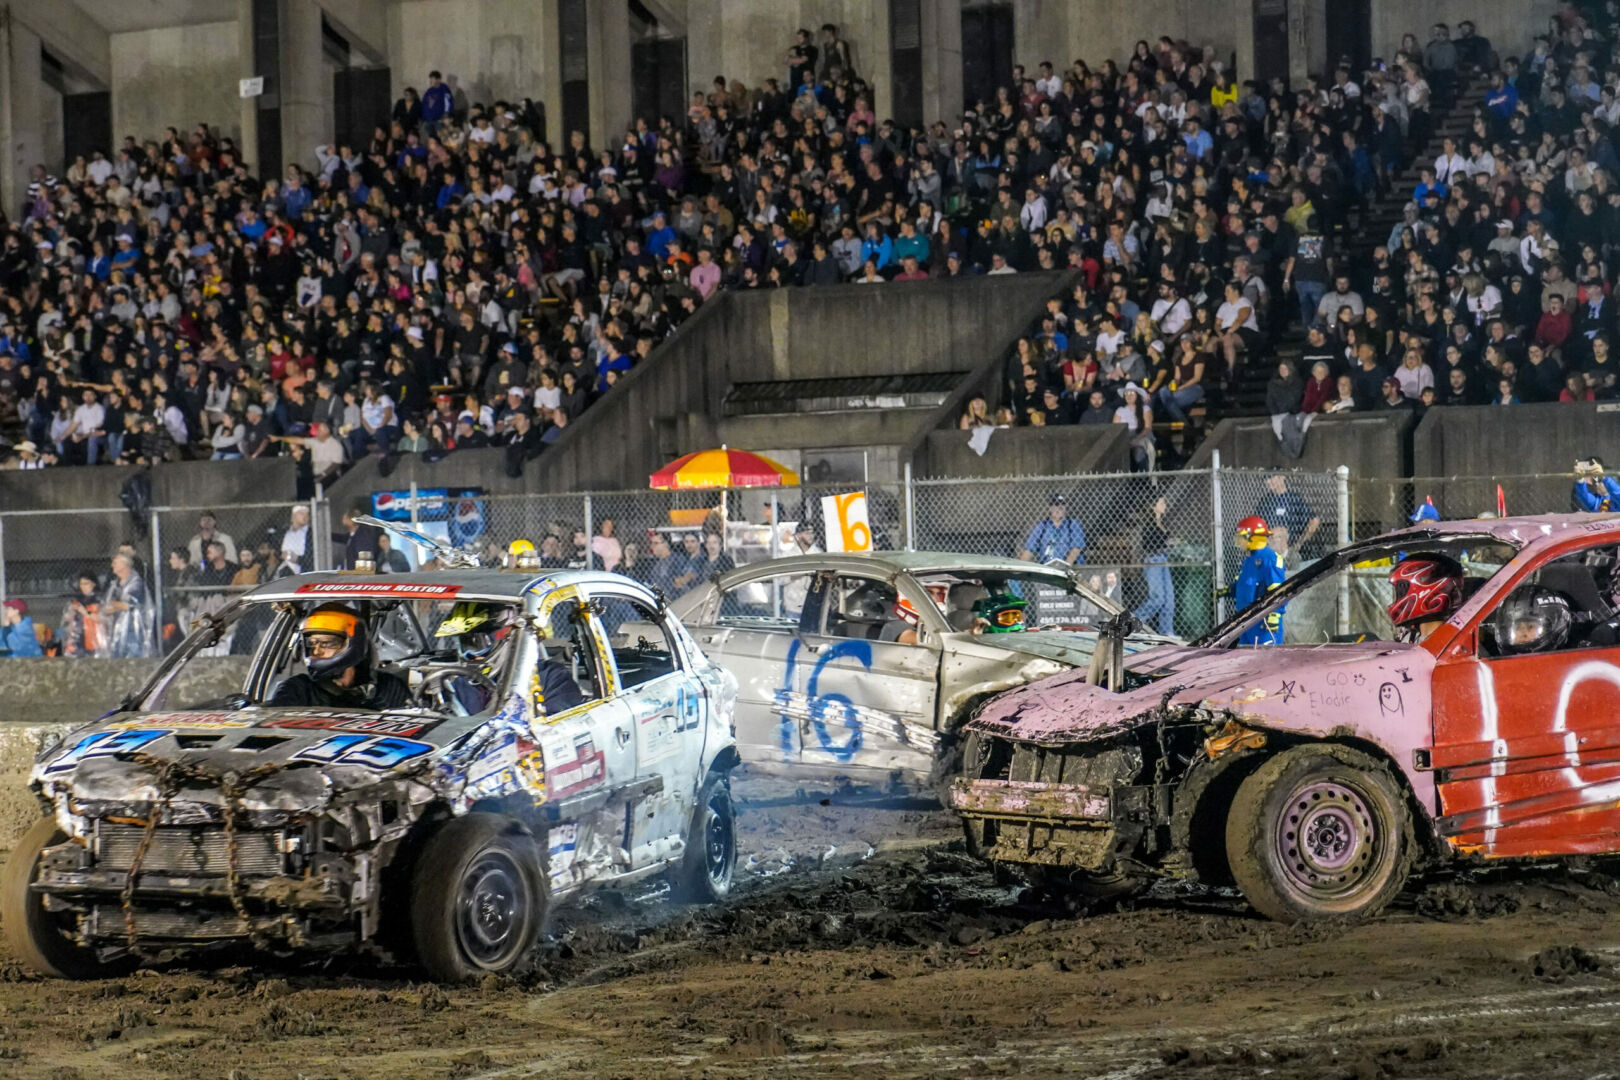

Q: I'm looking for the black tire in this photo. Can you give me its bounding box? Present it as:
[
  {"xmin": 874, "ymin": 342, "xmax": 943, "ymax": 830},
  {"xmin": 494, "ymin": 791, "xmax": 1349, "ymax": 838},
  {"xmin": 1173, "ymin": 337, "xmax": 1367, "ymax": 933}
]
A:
[
  {"xmin": 1225, "ymin": 745, "xmax": 1415, "ymax": 923},
  {"xmin": 408, "ymin": 813, "xmax": 548, "ymax": 982},
  {"xmin": 1, "ymin": 816, "xmax": 105, "ymax": 978},
  {"xmin": 1026, "ymin": 864, "xmax": 1151, "ymax": 907},
  {"xmin": 670, "ymin": 773, "xmax": 736, "ymax": 904}
]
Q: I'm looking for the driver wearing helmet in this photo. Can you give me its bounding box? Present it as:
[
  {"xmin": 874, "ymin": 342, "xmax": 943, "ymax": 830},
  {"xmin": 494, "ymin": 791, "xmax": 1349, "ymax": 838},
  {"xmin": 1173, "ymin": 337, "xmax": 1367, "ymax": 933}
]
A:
[
  {"xmin": 1232, "ymin": 515, "xmax": 1286, "ymax": 646},
  {"xmin": 1485, "ymin": 586, "xmax": 1573, "ymax": 657},
  {"xmin": 506, "ymin": 538, "xmax": 541, "ymax": 571},
  {"xmin": 1388, "ymin": 553, "xmax": 1464, "ymax": 642},
  {"xmin": 270, "ymin": 605, "xmax": 412, "ymax": 709}
]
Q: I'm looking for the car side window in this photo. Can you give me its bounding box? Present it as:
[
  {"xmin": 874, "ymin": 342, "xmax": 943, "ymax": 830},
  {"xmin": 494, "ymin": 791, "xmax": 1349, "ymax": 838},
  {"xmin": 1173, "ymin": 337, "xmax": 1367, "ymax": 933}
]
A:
[
  {"xmin": 1482, "ymin": 546, "xmax": 1620, "ymax": 658},
  {"xmin": 539, "ymin": 598, "xmax": 606, "ymax": 707},
  {"xmin": 609, "ymin": 597, "xmax": 683, "ymax": 689},
  {"xmin": 819, "ymin": 575, "xmax": 912, "ymax": 644},
  {"xmin": 716, "ymin": 573, "xmax": 813, "ymax": 630}
]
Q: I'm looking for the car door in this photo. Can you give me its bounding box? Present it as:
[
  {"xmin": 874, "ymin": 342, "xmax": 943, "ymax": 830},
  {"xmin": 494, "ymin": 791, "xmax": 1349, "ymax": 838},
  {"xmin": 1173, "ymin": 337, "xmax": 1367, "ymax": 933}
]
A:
[
  {"xmin": 1429, "ymin": 541, "xmax": 1620, "ymax": 859},
  {"xmin": 692, "ymin": 568, "xmax": 816, "ymax": 768},
  {"xmin": 790, "ymin": 572, "xmax": 941, "ymax": 778},
  {"xmin": 595, "ymin": 584, "xmax": 704, "ymax": 868}
]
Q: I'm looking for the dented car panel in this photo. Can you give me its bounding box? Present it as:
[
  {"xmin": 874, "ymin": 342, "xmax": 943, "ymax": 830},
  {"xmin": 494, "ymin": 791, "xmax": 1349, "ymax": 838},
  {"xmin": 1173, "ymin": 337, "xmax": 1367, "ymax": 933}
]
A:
[
  {"xmin": 20, "ymin": 568, "xmax": 737, "ymax": 959},
  {"xmin": 952, "ymin": 514, "xmax": 1620, "ymax": 887},
  {"xmin": 670, "ymin": 552, "xmax": 1176, "ymax": 784}
]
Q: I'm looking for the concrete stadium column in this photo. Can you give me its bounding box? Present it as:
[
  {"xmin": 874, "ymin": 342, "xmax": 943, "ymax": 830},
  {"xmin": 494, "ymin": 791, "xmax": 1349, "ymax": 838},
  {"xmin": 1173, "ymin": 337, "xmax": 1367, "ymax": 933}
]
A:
[
  {"xmin": 1288, "ymin": 0, "xmax": 1325, "ymax": 83},
  {"xmin": 586, "ymin": 0, "xmax": 631, "ymax": 148},
  {"xmin": 0, "ymin": 13, "xmax": 45, "ymax": 216},
  {"xmin": 917, "ymin": 0, "xmax": 962, "ymax": 122},
  {"xmin": 279, "ymin": 0, "xmax": 329, "ymax": 173},
  {"xmin": 237, "ymin": 0, "xmax": 259, "ymax": 172}
]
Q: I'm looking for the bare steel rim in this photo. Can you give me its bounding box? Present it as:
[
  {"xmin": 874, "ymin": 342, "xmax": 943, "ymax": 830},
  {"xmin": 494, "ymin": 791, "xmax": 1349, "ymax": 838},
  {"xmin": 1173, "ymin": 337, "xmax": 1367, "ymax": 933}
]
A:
[
  {"xmin": 703, "ymin": 789, "xmax": 736, "ymax": 892},
  {"xmin": 454, "ymin": 850, "xmax": 532, "ymax": 971},
  {"xmin": 1274, "ymin": 778, "xmax": 1388, "ymax": 907}
]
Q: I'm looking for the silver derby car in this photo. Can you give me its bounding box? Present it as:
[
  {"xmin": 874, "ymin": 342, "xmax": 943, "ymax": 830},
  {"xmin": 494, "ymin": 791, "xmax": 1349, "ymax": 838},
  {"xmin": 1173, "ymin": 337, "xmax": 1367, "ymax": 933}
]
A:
[
  {"xmin": 3, "ymin": 558, "xmax": 738, "ymax": 982},
  {"xmin": 668, "ymin": 552, "xmax": 1173, "ymax": 788}
]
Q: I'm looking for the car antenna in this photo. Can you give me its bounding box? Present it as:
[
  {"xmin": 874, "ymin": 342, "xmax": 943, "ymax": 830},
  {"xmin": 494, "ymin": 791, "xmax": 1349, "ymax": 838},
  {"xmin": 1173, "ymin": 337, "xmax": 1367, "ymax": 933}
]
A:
[{"xmin": 354, "ymin": 514, "xmax": 484, "ymax": 569}]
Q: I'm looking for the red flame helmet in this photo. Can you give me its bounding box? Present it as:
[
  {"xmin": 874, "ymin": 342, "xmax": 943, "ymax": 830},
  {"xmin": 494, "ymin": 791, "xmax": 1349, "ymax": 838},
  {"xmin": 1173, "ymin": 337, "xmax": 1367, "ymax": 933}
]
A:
[{"xmin": 1388, "ymin": 554, "xmax": 1464, "ymax": 628}]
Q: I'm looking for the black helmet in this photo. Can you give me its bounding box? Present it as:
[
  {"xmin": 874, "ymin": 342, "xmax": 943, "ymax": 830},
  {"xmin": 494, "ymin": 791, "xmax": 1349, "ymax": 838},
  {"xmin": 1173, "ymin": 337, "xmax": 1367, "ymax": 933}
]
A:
[
  {"xmin": 1485, "ymin": 586, "xmax": 1571, "ymax": 656},
  {"xmin": 300, "ymin": 604, "xmax": 368, "ymax": 682},
  {"xmin": 842, "ymin": 582, "xmax": 893, "ymax": 623}
]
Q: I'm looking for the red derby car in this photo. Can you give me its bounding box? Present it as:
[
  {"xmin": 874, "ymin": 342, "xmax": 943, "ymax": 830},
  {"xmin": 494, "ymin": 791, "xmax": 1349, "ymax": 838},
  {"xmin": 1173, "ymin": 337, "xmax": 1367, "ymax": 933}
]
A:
[{"xmin": 951, "ymin": 514, "xmax": 1620, "ymax": 921}]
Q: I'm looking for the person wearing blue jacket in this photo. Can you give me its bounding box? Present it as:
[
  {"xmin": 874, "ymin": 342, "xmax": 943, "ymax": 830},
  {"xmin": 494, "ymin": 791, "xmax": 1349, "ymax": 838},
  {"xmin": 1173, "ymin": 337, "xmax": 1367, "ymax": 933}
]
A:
[
  {"xmin": 1232, "ymin": 516, "xmax": 1286, "ymax": 646},
  {"xmin": 420, "ymin": 71, "xmax": 453, "ymax": 134},
  {"xmin": 859, "ymin": 222, "xmax": 893, "ymax": 271},
  {"xmin": 1574, "ymin": 458, "xmax": 1620, "ymax": 512},
  {"xmin": 0, "ymin": 599, "xmax": 43, "ymax": 657}
]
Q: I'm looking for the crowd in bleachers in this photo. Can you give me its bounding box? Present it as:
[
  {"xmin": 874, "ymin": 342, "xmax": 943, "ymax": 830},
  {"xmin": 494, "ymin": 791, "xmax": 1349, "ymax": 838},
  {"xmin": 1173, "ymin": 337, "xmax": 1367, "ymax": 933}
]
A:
[{"xmin": 0, "ymin": 7, "xmax": 1613, "ymax": 491}]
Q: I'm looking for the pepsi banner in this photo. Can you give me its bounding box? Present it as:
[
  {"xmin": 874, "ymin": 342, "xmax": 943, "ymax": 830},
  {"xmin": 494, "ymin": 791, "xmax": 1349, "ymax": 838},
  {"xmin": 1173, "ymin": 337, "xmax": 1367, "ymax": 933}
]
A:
[{"xmin": 370, "ymin": 487, "xmax": 485, "ymax": 527}]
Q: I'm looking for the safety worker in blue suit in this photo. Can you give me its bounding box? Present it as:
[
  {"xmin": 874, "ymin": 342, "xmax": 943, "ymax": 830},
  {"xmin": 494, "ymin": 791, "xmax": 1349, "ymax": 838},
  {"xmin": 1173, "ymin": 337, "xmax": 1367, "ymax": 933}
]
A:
[
  {"xmin": 1232, "ymin": 515, "xmax": 1286, "ymax": 646},
  {"xmin": 1574, "ymin": 458, "xmax": 1620, "ymax": 513}
]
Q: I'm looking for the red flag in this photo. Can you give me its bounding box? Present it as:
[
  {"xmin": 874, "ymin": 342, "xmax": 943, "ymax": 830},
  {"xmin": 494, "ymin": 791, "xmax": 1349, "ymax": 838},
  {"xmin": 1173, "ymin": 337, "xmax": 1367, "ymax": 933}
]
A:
[{"xmin": 1496, "ymin": 484, "xmax": 1506, "ymax": 517}]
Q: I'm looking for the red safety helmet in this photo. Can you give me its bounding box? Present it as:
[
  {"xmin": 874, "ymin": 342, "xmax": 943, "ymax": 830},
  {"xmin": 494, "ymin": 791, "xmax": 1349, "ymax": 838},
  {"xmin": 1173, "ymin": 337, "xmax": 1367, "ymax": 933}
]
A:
[
  {"xmin": 1235, "ymin": 515, "xmax": 1270, "ymax": 549},
  {"xmin": 1388, "ymin": 554, "xmax": 1464, "ymax": 628}
]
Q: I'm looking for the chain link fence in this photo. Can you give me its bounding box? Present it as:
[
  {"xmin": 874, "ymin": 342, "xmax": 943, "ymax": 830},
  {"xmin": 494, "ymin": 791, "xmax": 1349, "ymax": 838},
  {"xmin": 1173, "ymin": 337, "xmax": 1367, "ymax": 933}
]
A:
[{"xmin": 1351, "ymin": 473, "xmax": 1596, "ymax": 541}]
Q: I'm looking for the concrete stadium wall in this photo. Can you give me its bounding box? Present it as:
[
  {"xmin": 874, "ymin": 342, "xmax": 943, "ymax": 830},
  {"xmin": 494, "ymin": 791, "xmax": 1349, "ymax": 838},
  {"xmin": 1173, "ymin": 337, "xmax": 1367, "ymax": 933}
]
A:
[
  {"xmin": 1412, "ymin": 404, "xmax": 1620, "ymax": 480},
  {"xmin": 387, "ymin": 0, "xmax": 558, "ymax": 116},
  {"xmin": 1188, "ymin": 413, "xmax": 1413, "ymax": 477},
  {"xmin": 916, "ymin": 425, "xmax": 1133, "ymax": 479},
  {"xmin": 1368, "ymin": 0, "xmax": 1558, "ymax": 63},
  {"xmin": 0, "ymin": 457, "xmax": 298, "ymax": 513},
  {"xmin": 111, "ymin": 21, "xmax": 241, "ymax": 149},
  {"xmin": 0, "ymin": 656, "xmax": 251, "ymax": 852}
]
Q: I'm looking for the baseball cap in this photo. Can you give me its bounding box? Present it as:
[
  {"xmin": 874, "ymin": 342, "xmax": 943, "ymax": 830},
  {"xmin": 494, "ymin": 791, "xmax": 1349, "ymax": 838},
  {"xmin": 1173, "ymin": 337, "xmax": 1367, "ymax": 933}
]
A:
[
  {"xmin": 406, "ymin": 326, "xmax": 424, "ymax": 341},
  {"xmin": 4, "ymin": 599, "xmax": 26, "ymax": 616},
  {"xmin": 506, "ymin": 386, "xmax": 526, "ymax": 399},
  {"xmin": 1049, "ymin": 493, "xmax": 1067, "ymax": 505}
]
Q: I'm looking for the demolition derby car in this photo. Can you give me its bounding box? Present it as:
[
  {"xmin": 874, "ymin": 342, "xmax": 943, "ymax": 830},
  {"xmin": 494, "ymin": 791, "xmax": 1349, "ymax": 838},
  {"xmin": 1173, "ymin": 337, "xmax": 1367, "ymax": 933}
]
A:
[
  {"xmin": 2, "ymin": 565, "xmax": 739, "ymax": 981},
  {"xmin": 671, "ymin": 552, "xmax": 1175, "ymax": 788},
  {"xmin": 952, "ymin": 514, "xmax": 1620, "ymax": 921}
]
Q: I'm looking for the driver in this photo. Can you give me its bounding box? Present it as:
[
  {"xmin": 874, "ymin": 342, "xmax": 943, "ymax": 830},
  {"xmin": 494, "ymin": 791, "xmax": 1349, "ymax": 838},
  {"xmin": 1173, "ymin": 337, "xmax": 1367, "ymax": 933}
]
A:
[
  {"xmin": 271, "ymin": 605, "xmax": 412, "ymax": 709},
  {"xmin": 434, "ymin": 601, "xmax": 508, "ymax": 711},
  {"xmin": 1485, "ymin": 586, "xmax": 1572, "ymax": 656},
  {"xmin": 1388, "ymin": 554, "xmax": 1464, "ymax": 642}
]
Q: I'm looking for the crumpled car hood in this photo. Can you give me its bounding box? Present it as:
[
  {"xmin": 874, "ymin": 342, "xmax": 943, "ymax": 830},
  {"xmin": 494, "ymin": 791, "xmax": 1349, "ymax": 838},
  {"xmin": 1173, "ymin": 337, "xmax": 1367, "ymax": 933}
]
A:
[
  {"xmin": 969, "ymin": 641, "xmax": 1429, "ymax": 744},
  {"xmin": 33, "ymin": 708, "xmax": 481, "ymax": 813},
  {"xmin": 951, "ymin": 629, "xmax": 1179, "ymax": 669}
]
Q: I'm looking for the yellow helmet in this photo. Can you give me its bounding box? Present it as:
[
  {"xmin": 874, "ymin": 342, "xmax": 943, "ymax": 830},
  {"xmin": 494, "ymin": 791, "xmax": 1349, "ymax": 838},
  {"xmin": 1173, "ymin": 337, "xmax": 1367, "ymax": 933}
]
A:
[
  {"xmin": 506, "ymin": 538, "xmax": 540, "ymax": 571},
  {"xmin": 435, "ymin": 601, "xmax": 497, "ymax": 638}
]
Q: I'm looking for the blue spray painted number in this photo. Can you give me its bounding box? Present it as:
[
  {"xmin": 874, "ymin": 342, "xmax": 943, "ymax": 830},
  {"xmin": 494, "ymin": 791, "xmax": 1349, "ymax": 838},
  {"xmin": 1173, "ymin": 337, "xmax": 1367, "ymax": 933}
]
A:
[
  {"xmin": 44, "ymin": 729, "xmax": 169, "ymax": 773},
  {"xmin": 777, "ymin": 639, "xmax": 870, "ymax": 763},
  {"xmin": 294, "ymin": 734, "xmax": 433, "ymax": 769}
]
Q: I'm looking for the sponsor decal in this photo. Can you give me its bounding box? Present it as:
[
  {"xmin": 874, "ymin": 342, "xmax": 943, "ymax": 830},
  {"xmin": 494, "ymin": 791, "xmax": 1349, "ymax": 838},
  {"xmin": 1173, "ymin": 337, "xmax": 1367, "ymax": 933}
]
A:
[
  {"xmin": 107, "ymin": 712, "xmax": 252, "ymax": 730},
  {"xmin": 548, "ymin": 822, "xmax": 579, "ymax": 881},
  {"xmin": 294, "ymin": 583, "xmax": 463, "ymax": 597},
  {"xmin": 292, "ymin": 734, "xmax": 434, "ymax": 769},
  {"xmin": 44, "ymin": 729, "xmax": 170, "ymax": 773},
  {"xmin": 544, "ymin": 732, "xmax": 605, "ymax": 799},
  {"xmin": 261, "ymin": 714, "xmax": 440, "ymax": 737}
]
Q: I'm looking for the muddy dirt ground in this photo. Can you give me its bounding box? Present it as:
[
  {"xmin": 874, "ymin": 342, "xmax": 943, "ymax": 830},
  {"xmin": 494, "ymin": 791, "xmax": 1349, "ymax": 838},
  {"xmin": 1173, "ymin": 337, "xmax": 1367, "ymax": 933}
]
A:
[{"xmin": 6, "ymin": 776, "xmax": 1620, "ymax": 1080}]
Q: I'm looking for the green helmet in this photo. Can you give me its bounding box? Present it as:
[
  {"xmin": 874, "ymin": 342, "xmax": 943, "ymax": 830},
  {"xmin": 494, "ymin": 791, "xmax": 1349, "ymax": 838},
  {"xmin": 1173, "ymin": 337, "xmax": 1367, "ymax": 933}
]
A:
[
  {"xmin": 974, "ymin": 594, "xmax": 1028, "ymax": 633},
  {"xmin": 436, "ymin": 601, "xmax": 498, "ymax": 638}
]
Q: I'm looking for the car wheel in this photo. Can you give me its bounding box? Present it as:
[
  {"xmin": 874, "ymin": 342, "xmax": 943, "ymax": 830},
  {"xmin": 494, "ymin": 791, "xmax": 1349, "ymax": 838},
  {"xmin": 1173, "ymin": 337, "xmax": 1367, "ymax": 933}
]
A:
[
  {"xmin": 1225, "ymin": 745, "xmax": 1415, "ymax": 923},
  {"xmin": 1026, "ymin": 865, "xmax": 1151, "ymax": 907},
  {"xmin": 670, "ymin": 773, "xmax": 736, "ymax": 904},
  {"xmin": 409, "ymin": 813, "xmax": 548, "ymax": 982},
  {"xmin": 1, "ymin": 816, "xmax": 106, "ymax": 979}
]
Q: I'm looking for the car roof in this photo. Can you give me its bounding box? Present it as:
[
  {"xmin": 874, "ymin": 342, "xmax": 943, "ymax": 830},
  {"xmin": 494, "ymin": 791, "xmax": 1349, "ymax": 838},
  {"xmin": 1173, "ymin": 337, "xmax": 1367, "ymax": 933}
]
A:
[
  {"xmin": 714, "ymin": 550, "xmax": 1072, "ymax": 581},
  {"xmin": 243, "ymin": 568, "xmax": 655, "ymax": 604},
  {"xmin": 1389, "ymin": 513, "xmax": 1620, "ymax": 552}
]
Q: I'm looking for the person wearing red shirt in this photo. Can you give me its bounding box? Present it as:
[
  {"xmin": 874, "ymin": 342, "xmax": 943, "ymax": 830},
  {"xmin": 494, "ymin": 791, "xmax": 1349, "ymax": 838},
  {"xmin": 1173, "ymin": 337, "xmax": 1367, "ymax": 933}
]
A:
[{"xmin": 1536, "ymin": 293, "xmax": 1574, "ymax": 350}]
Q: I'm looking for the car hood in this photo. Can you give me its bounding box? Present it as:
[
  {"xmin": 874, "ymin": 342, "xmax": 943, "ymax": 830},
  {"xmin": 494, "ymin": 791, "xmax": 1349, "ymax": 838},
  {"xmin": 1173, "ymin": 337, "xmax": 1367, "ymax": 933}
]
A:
[
  {"xmin": 956, "ymin": 628, "xmax": 1180, "ymax": 668},
  {"xmin": 33, "ymin": 707, "xmax": 487, "ymax": 816},
  {"xmin": 968, "ymin": 641, "xmax": 1433, "ymax": 745}
]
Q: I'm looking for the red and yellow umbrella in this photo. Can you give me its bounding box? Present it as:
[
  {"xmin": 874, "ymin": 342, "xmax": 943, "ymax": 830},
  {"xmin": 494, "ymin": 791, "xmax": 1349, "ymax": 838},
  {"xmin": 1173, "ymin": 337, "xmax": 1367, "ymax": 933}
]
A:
[{"xmin": 649, "ymin": 447, "xmax": 799, "ymax": 490}]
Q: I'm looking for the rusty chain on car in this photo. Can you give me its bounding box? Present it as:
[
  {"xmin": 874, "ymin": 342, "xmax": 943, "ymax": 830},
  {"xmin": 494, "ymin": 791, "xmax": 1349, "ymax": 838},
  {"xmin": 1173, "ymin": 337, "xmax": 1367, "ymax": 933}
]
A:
[{"xmin": 120, "ymin": 751, "xmax": 287, "ymax": 957}]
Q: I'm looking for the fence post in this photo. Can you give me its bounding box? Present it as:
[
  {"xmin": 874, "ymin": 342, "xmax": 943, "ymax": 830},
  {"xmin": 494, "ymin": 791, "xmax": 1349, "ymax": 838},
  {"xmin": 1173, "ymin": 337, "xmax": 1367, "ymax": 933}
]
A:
[
  {"xmin": 1336, "ymin": 465, "xmax": 1352, "ymax": 637},
  {"xmin": 583, "ymin": 494, "xmax": 594, "ymax": 569},
  {"xmin": 903, "ymin": 462, "xmax": 916, "ymax": 551},
  {"xmin": 309, "ymin": 490, "xmax": 326, "ymax": 571},
  {"xmin": 769, "ymin": 492, "xmax": 780, "ymax": 560},
  {"xmin": 1210, "ymin": 451, "xmax": 1224, "ymax": 624},
  {"xmin": 149, "ymin": 510, "xmax": 164, "ymax": 652},
  {"xmin": 409, "ymin": 481, "xmax": 419, "ymax": 529},
  {"xmin": 0, "ymin": 515, "xmax": 7, "ymax": 610}
]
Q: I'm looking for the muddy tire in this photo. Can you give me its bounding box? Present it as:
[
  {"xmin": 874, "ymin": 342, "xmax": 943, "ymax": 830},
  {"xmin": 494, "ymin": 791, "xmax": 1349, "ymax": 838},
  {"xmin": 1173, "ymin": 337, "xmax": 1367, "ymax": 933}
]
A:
[
  {"xmin": 669, "ymin": 772, "xmax": 736, "ymax": 904},
  {"xmin": 1026, "ymin": 865, "xmax": 1151, "ymax": 907},
  {"xmin": 408, "ymin": 813, "xmax": 548, "ymax": 982},
  {"xmin": 1, "ymin": 817, "xmax": 106, "ymax": 979},
  {"xmin": 1225, "ymin": 745, "xmax": 1414, "ymax": 923}
]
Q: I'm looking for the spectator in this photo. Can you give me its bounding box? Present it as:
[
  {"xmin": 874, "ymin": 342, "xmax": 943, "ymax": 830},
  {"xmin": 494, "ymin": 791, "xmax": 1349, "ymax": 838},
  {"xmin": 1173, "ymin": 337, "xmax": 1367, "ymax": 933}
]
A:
[
  {"xmin": 0, "ymin": 599, "xmax": 43, "ymax": 657},
  {"xmin": 1255, "ymin": 474, "xmax": 1321, "ymax": 557},
  {"xmin": 187, "ymin": 511, "xmax": 238, "ymax": 566},
  {"xmin": 1019, "ymin": 494, "xmax": 1085, "ymax": 565},
  {"xmin": 281, "ymin": 504, "xmax": 312, "ymax": 571},
  {"xmin": 60, "ymin": 573, "xmax": 103, "ymax": 656},
  {"xmin": 1133, "ymin": 497, "xmax": 1175, "ymax": 636},
  {"xmin": 591, "ymin": 518, "xmax": 623, "ymax": 571},
  {"xmin": 103, "ymin": 551, "xmax": 152, "ymax": 658}
]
